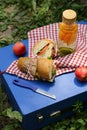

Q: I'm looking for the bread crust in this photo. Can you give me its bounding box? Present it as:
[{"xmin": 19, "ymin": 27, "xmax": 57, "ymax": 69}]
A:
[
  {"xmin": 36, "ymin": 58, "xmax": 53, "ymax": 80},
  {"xmin": 17, "ymin": 57, "xmax": 37, "ymax": 76},
  {"xmin": 17, "ymin": 57, "xmax": 30, "ymax": 73}
]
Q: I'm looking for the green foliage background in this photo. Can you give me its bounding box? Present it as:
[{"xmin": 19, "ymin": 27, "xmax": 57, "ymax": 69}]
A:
[
  {"xmin": 0, "ymin": 0, "xmax": 87, "ymax": 130},
  {"xmin": 0, "ymin": 0, "xmax": 87, "ymax": 46}
]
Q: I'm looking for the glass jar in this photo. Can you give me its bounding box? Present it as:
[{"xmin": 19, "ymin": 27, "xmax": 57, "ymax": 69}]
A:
[{"xmin": 58, "ymin": 9, "xmax": 78, "ymax": 56}]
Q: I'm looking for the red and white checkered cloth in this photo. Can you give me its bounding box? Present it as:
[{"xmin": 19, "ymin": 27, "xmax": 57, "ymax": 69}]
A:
[{"xmin": 6, "ymin": 23, "xmax": 87, "ymax": 80}]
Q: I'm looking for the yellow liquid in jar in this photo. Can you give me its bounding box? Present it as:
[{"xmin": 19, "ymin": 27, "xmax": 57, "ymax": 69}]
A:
[{"xmin": 58, "ymin": 22, "xmax": 78, "ymax": 56}]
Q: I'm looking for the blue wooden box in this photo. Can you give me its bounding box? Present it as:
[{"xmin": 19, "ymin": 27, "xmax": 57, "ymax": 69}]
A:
[{"xmin": 0, "ymin": 21, "xmax": 87, "ymax": 130}]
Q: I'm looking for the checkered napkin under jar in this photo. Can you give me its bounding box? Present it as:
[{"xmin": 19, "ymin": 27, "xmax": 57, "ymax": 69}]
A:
[{"xmin": 6, "ymin": 23, "xmax": 87, "ymax": 80}]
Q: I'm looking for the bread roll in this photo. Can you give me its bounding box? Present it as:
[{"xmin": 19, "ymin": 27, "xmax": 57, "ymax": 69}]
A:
[
  {"xmin": 33, "ymin": 39, "xmax": 56, "ymax": 58},
  {"xmin": 17, "ymin": 57, "xmax": 56, "ymax": 82},
  {"xmin": 17, "ymin": 57, "xmax": 37, "ymax": 76}
]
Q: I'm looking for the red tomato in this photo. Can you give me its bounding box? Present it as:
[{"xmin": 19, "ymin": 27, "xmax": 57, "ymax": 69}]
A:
[
  {"xmin": 13, "ymin": 41, "xmax": 26, "ymax": 56},
  {"xmin": 75, "ymin": 66, "xmax": 87, "ymax": 81}
]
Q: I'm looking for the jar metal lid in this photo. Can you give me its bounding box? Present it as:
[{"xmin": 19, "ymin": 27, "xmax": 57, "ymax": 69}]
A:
[{"xmin": 62, "ymin": 9, "xmax": 77, "ymax": 24}]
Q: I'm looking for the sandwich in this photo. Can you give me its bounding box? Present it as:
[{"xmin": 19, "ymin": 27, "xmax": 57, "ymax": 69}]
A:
[
  {"xmin": 17, "ymin": 57, "xmax": 56, "ymax": 82},
  {"xmin": 33, "ymin": 39, "xmax": 56, "ymax": 59}
]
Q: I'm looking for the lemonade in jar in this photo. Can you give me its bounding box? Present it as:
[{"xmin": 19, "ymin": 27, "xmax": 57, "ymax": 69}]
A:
[{"xmin": 58, "ymin": 9, "xmax": 78, "ymax": 56}]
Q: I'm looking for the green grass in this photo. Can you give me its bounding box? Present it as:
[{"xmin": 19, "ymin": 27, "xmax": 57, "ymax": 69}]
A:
[{"xmin": 0, "ymin": 0, "xmax": 87, "ymax": 130}]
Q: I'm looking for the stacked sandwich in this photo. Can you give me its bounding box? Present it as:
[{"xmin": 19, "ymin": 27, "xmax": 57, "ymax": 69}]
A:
[{"xmin": 17, "ymin": 39, "xmax": 56, "ymax": 82}]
